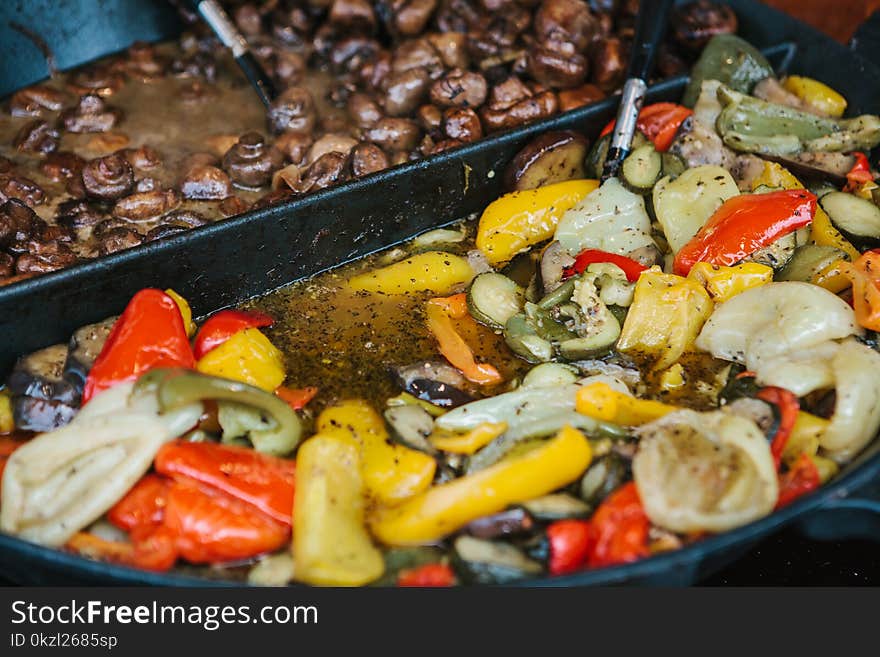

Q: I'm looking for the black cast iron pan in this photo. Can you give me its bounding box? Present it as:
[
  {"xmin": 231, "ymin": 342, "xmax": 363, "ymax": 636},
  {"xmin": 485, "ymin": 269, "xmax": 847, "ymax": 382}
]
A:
[{"xmin": 0, "ymin": 0, "xmax": 878, "ymax": 585}]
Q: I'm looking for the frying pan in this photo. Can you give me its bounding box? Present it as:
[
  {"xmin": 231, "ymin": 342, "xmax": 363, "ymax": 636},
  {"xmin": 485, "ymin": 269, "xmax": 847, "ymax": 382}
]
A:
[{"xmin": 0, "ymin": 0, "xmax": 878, "ymax": 585}]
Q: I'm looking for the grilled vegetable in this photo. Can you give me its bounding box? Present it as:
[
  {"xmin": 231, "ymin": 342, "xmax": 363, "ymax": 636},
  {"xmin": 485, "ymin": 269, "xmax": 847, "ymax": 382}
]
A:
[
  {"xmin": 782, "ymin": 76, "xmax": 847, "ymax": 118},
  {"xmin": 192, "ymin": 309, "xmax": 274, "ymax": 360},
  {"xmin": 369, "ymin": 425, "xmax": 593, "ymax": 545},
  {"xmin": 620, "ymin": 143, "xmax": 662, "ymax": 194},
  {"xmin": 555, "ymin": 177, "xmax": 655, "ymax": 258},
  {"xmin": 687, "ymin": 262, "xmax": 773, "ymax": 303},
  {"xmin": 776, "ymin": 245, "xmax": 850, "ymax": 283},
  {"xmin": 476, "ymin": 180, "xmax": 599, "ymax": 267},
  {"xmin": 601, "ymin": 104, "xmax": 693, "ymax": 153},
  {"xmin": 673, "ymin": 190, "xmax": 817, "ymax": 276},
  {"xmin": 452, "ymin": 536, "xmax": 542, "ymax": 584},
  {"xmin": 683, "ymin": 34, "xmax": 774, "ymax": 107},
  {"xmin": 138, "ymin": 368, "xmax": 302, "ymax": 455},
  {"xmin": 579, "ymin": 453, "xmax": 630, "ymax": 510},
  {"xmin": 430, "ymin": 422, "xmax": 507, "ymax": 455},
  {"xmin": 465, "ymin": 507, "xmax": 535, "ymax": 539},
  {"xmin": 652, "ymin": 165, "xmax": 739, "ymax": 253},
  {"xmin": 633, "ymin": 410, "xmax": 778, "ymax": 533},
  {"xmin": 522, "ymin": 363, "xmax": 579, "ymax": 388},
  {"xmin": 504, "ymin": 131, "xmax": 590, "ymax": 191},
  {"xmin": 384, "ymin": 405, "xmax": 437, "ymax": 454},
  {"xmin": 841, "ymin": 250, "xmax": 880, "ymax": 331},
  {"xmin": 348, "ymin": 251, "xmax": 474, "ymax": 295},
  {"xmin": 426, "ymin": 294, "xmax": 503, "ymax": 386},
  {"xmin": 546, "ymin": 519, "xmax": 592, "ymax": 575},
  {"xmin": 503, "ymin": 313, "xmax": 553, "ymax": 363},
  {"xmin": 466, "ymin": 272, "xmax": 523, "ymax": 329},
  {"xmin": 293, "ymin": 434, "xmax": 384, "ymax": 586},
  {"xmin": 588, "ymin": 482, "xmax": 650, "ymax": 567},
  {"xmin": 819, "ymin": 191, "xmax": 880, "ymax": 248},
  {"xmin": 7, "ymin": 344, "xmax": 79, "ymax": 404},
  {"xmin": 317, "ymin": 400, "xmax": 436, "ymax": 506},
  {"xmin": 63, "ymin": 319, "xmax": 114, "ymax": 389},
  {"xmin": 521, "ymin": 493, "xmax": 590, "ymax": 521},
  {"xmin": 617, "ymin": 267, "xmax": 713, "ymax": 371},
  {"xmin": 585, "ymin": 131, "xmax": 649, "ymax": 179},
  {"xmin": 576, "ymin": 382, "xmax": 678, "ymax": 425},
  {"xmin": 83, "ymin": 289, "xmax": 195, "ymax": 404},
  {"xmin": 716, "ymin": 85, "xmax": 880, "ymax": 156}
]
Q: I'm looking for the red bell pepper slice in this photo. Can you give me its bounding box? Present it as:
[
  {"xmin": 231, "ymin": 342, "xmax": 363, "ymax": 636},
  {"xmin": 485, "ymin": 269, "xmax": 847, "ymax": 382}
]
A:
[
  {"xmin": 775, "ymin": 453, "xmax": 821, "ymax": 509},
  {"xmin": 82, "ymin": 289, "xmax": 195, "ymax": 403},
  {"xmin": 756, "ymin": 387, "xmax": 800, "ymax": 470},
  {"xmin": 192, "ymin": 309, "xmax": 275, "ymax": 360},
  {"xmin": 600, "ymin": 103, "xmax": 693, "ymax": 152},
  {"xmin": 397, "ymin": 563, "xmax": 456, "ymax": 587},
  {"xmin": 673, "ymin": 190, "xmax": 817, "ymax": 276},
  {"xmin": 589, "ymin": 482, "xmax": 650, "ymax": 568},
  {"xmin": 547, "ymin": 519, "xmax": 593, "ymax": 575},
  {"xmin": 275, "ymin": 386, "xmax": 319, "ymax": 411},
  {"xmin": 107, "ymin": 474, "xmax": 170, "ymax": 534},
  {"xmin": 154, "ymin": 441, "xmax": 296, "ymax": 526},
  {"xmin": 844, "ymin": 152, "xmax": 874, "ymax": 192},
  {"xmin": 562, "ymin": 249, "xmax": 648, "ymax": 282},
  {"xmin": 164, "ymin": 479, "xmax": 289, "ymax": 564}
]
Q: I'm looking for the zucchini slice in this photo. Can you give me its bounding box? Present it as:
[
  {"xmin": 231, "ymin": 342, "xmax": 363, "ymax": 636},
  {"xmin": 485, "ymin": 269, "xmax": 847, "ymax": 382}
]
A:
[
  {"xmin": 503, "ymin": 314, "xmax": 554, "ymax": 363},
  {"xmin": 776, "ymin": 244, "xmax": 850, "ymax": 283},
  {"xmin": 661, "ymin": 152, "xmax": 687, "ymax": 179},
  {"xmin": 820, "ymin": 191, "xmax": 880, "ymax": 248},
  {"xmin": 452, "ymin": 536, "xmax": 543, "ymax": 584},
  {"xmin": 466, "ymin": 272, "xmax": 524, "ymax": 329},
  {"xmin": 621, "ymin": 143, "xmax": 662, "ymax": 194},
  {"xmin": 522, "ymin": 363, "xmax": 579, "ymax": 388},
  {"xmin": 521, "ymin": 493, "xmax": 591, "ymax": 521}
]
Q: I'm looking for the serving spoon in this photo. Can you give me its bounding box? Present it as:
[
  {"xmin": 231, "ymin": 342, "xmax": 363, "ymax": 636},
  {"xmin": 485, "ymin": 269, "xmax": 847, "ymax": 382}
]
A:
[
  {"xmin": 185, "ymin": 0, "xmax": 278, "ymax": 108},
  {"xmin": 601, "ymin": 0, "xmax": 676, "ymax": 182}
]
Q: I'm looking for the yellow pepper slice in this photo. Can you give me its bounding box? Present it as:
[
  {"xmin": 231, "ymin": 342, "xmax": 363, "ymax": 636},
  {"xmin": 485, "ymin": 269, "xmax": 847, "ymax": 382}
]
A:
[
  {"xmin": 317, "ymin": 400, "xmax": 436, "ymax": 506},
  {"xmin": 370, "ymin": 425, "xmax": 592, "ymax": 545},
  {"xmin": 293, "ymin": 434, "xmax": 385, "ymax": 586},
  {"xmin": 426, "ymin": 295, "xmax": 502, "ymax": 386},
  {"xmin": 576, "ymin": 382, "xmax": 678, "ymax": 425},
  {"xmin": 751, "ymin": 161, "xmax": 860, "ymax": 261},
  {"xmin": 659, "ymin": 363, "xmax": 686, "ymax": 392},
  {"xmin": 165, "ymin": 289, "xmax": 195, "ymax": 337},
  {"xmin": 812, "ymin": 259, "xmax": 852, "ymax": 294},
  {"xmin": 476, "ymin": 179, "xmax": 599, "ymax": 266},
  {"xmin": 348, "ymin": 251, "xmax": 474, "ymax": 295},
  {"xmin": 782, "ymin": 411, "xmax": 829, "ymax": 466},
  {"xmin": 196, "ymin": 328, "xmax": 286, "ymax": 392},
  {"xmin": 782, "ymin": 75, "xmax": 848, "ymax": 118},
  {"xmin": 0, "ymin": 390, "xmax": 13, "ymax": 434},
  {"xmin": 430, "ymin": 422, "xmax": 507, "ymax": 455},
  {"xmin": 687, "ymin": 262, "xmax": 773, "ymax": 303},
  {"xmin": 617, "ymin": 266, "xmax": 713, "ymax": 371}
]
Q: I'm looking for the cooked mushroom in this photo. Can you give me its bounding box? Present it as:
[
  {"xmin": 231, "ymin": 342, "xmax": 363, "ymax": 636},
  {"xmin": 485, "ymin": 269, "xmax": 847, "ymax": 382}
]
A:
[
  {"xmin": 504, "ymin": 130, "xmax": 589, "ymax": 191},
  {"xmin": 7, "ymin": 344, "xmax": 80, "ymax": 404},
  {"xmin": 179, "ymin": 165, "xmax": 232, "ymax": 200},
  {"xmin": 267, "ymin": 86, "xmax": 317, "ymax": 134},
  {"xmin": 442, "ymin": 107, "xmax": 482, "ymax": 143},
  {"xmin": 13, "ymin": 120, "xmax": 59, "ymax": 154},
  {"xmin": 122, "ymin": 145, "xmax": 162, "ymax": 170},
  {"xmin": 9, "ymin": 85, "xmax": 69, "ymax": 117},
  {"xmin": 589, "ymin": 37, "xmax": 626, "ymax": 92},
  {"xmin": 480, "ymin": 76, "xmax": 558, "ymax": 132},
  {"xmin": 60, "ymin": 94, "xmax": 122, "ymax": 133},
  {"xmin": 222, "ymin": 132, "xmax": 284, "ymax": 188},
  {"xmin": 0, "ymin": 252, "xmax": 13, "ymax": 278},
  {"xmin": 144, "ymin": 224, "xmax": 189, "ymax": 242},
  {"xmin": 364, "ymin": 118, "xmax": 421, "ymax": 151},
  {"xmin": 347, "ymin": 92, "xmax": 384, "ymax": 128},
  {"xmin": 672, "ymin": 0, "xmax": 738, "ymax": 52},
  {"xmin": 429, "ymin": 69, "xmax": 488, "ymax": 108},
  {"xmin": 527, "ymin": 46, "xmax": 589, "ymax": 90},
  {"xmin": 124, "ymin": 41, "xmax": 168, "ymax": 81},
  {"xmin": 307, "ymin": 133, "xmax": 359, "ymax": 164},
  {"xmin": 533, "ymin": 0, "xmax": 597, "ymax": 51},
  {"xmin": 295, "ymin": 152, "xmax": 351, "ymax": 193},
  {"xmin": 427, "ymin": 31, "xmax": 469, "ymax": 69},
  {"xmin": 55, "ymin": 198, "xmax": 106, "ymax": 229},
  {"xmin": 96, "ymin": 227, "xmax": 145, "ymax": 255},
  {"xmin": 81, "ymin": 153, "xmax": 135, "ymax": 201},
  {"xmin": 113, "ymin": 189, "xmax": 181, "ymax": 221},
  {"xmin": 40, "ymin": 152, "xmax": 85, "ymax": 182},
  {"xmin": 0, "ymin": 174, "xmax": 45, "ymax": 207},
  {"xmin": 351, "ymin": 142, "xmax": 390, "ymax": 176},
  {"xmin": 0, "ymin": 201, "xmax": 43, "ymax": 248},
  {"xmin": 384, "ymin": 68, "xmax": 432, "ymax": 117},
  {"xmin": 14, "ymin": 240, "xmax": 78, "ymax": 274},
  {"xmin": 329, "ymin": 0, "xmax": 376, "ymax": 32},
  {"xmin": 67, "ymin": 64, "xmax": 125, "ymax": 96}
]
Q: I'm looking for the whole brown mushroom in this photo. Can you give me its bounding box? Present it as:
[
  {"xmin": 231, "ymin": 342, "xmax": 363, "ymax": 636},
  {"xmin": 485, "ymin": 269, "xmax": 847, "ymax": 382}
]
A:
[
  {"xmin": 429, "ymin": 69, "xmax": 488, "ymax": 108},
  {"xmin": 14, "ymin": 120, "xmax": 59, "ymax": 154},
  {"xmin": 0, "ymin": 200, "xmax": 42, "ymax": 248},
  {"xmin": 60, "ymin": 94, "xmax": 122, "ymax": 133},
  {"xmin": 267, "ymin": 87, "xmax": 317, "ymax": 135},
  {"xmin": 180, "ymin": 165, "xmax": 232, "ymax": 200},
  {"xmin": 0, "ymin": 175, "xmax": 45, "ymax": 207},
  {"xmin": 40, "ymin": 152, "xmax": 85, "ymax": 182},
  {"xmin": 113, "ymin": 190, "xmax": 181, "ymax": 222},
  {"xmin": 81, "ymin": 153, "xmax": 135, "ymax": 201},
  {"xmin": 15, "ymin": 240, "xmax": 78, "ymax": 274},
  {"xmin": 222, "ymin": 132, "xmax": 284, "ymax": 188},
  {"xmin": 9, "ymin": 85, "xmax": 69, "ymax": 118},
  {"xmin": 350, "ymin": 143, "xmax": 390, "ymax": 176},
  {"xmin": 672, "ymin": 1, "xmax": 738, "ymax": 52}
]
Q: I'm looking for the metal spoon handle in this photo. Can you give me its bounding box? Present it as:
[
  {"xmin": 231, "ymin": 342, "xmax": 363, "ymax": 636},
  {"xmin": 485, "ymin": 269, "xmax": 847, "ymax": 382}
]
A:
[
  {"xmin": 602, "ymin": 0, "xmax": 676, "ymax": 181},
  {"xmin": 190, "ymin": 0, "xmax": 277, "ymax": 107}
]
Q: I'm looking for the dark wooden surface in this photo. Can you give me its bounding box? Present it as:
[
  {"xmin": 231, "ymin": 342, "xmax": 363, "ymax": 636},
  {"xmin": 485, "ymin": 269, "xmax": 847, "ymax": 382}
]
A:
[{"xmin": 763, "ymin": 0, "xmax": 880, "ymax": 42}]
